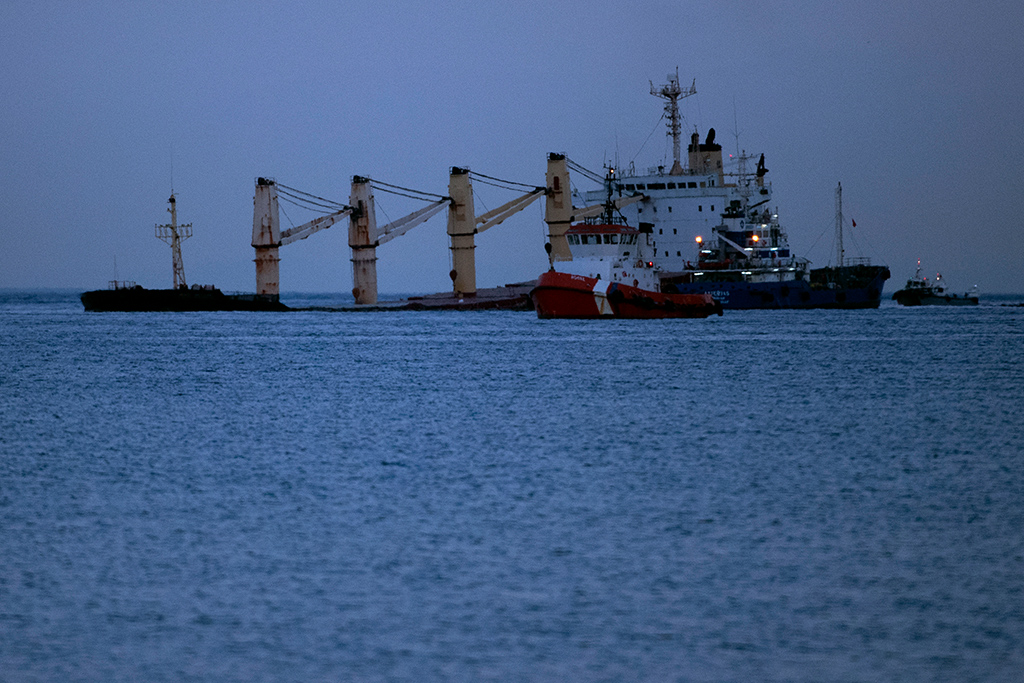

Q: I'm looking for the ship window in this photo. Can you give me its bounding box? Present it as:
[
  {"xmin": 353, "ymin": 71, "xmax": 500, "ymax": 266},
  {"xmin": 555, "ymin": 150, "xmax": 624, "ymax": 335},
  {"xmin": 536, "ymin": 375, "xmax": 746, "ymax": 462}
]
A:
[
  {"xmin": 698, "ymin": 205, "xmax": 703, "ymax": 212},
  {"xmin": 667, "ymin": 183, "xmax": 676, "ymax": 189},
  {"xmin": 700, "ymin": 182, "xmax": 706, "ymax": 188},
  {"xmin": 665, "ymin": 251, "xmax": 669, "ymax": 257},
  {"xmin": 677, "ymin": 251, "xmax": 681, "ymax": 256},
  {"xmin": 635, "ymin": 184, "xmax": 646, "ymax": 190},
  {"xmin": 673, "ymin": 229, "xmax": 677, "ymax": 234},
  {"xmin": 649, "ymin": 183, "xmax": 666, "ymax": 190},
  {"xmin": 603, "ymin": 235, "xmax": 613, "ymax": 244},
  {"xmin": 688, "ymin": 182, "xmax": 697, "ymax": 188},
  {"xmin": 625, "ymin": 184, "xmax": 635, "ymax": 190},
  {"xmin": 711, "ymin": 205, "xmax": 715, "ymax": 211},
  {"xmin": 668, "ymin": 206, "xmax": 672, "ymax": 213},
  {"xmin": 658, "ymin": 229, "xmax": 663, "ymax": 235}
]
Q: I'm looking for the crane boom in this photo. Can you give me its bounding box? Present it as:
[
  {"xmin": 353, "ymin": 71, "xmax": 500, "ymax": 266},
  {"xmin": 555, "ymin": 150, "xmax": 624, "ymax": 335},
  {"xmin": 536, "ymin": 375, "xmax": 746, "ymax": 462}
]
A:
[
  {"xmin": 375, "ymin": 199, "xmax": 450, "ymax": 246},
  {"xmin": 475, "ymin": 187, "xmax": 546, "ymax": 233},
  {"xmin": 279, "ymin": 207, "xmax": 353, "ymax": 246},
  {"xmin": 571, "ymin": 193, "xmax": 645, "ymax": 220}
]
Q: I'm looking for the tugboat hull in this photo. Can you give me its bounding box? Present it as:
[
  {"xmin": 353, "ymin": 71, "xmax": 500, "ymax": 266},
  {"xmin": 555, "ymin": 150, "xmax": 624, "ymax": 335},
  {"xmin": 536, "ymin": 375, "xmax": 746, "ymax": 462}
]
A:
[{"xmin": 530, "ymin": 271, "xmax": 721, "ymax": 319}]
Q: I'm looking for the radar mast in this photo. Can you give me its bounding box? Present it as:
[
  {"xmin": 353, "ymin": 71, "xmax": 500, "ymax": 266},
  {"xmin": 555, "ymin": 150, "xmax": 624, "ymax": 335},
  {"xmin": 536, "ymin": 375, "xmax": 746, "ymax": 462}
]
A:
[{"xmin": 650, "ymin": 68, "xmax": 696, "ymax": 175}]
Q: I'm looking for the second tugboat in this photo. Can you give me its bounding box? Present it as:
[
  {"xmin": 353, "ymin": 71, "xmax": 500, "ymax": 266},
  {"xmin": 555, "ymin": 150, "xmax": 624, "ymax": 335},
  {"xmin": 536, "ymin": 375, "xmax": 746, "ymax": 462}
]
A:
[{"xmin": 892, "ymin": 260, "xmax": 979, "ymax": 306}]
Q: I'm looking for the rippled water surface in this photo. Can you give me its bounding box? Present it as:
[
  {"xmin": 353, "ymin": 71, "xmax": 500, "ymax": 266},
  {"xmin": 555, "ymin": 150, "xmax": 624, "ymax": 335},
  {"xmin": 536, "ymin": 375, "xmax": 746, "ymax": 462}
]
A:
[{"xmin": 2, "ymin": 291, "xmax": 1023, "ymax": 681}]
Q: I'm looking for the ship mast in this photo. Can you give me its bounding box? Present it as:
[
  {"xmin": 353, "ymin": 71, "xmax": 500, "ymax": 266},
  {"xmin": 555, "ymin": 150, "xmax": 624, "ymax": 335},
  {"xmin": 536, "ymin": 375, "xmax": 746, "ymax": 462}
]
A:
[
  {"xmin": 155, "ymin": 193, "xmax": 192, "ymax": 289},
  {"xmin": 835, "ymin": 182, "xmax": 844, "ymax": 268},
  {"xmin": 650, "ymin": 68, "xmax": 696, "ymax": 176}
]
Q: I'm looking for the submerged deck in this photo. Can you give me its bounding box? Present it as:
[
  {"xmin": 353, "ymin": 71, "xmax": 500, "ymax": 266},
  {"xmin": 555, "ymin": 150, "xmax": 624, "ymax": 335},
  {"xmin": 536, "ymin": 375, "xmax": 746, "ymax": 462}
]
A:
[{"xmin": 292, "ymin": 283, "xmax": 535, "ymax": 312}]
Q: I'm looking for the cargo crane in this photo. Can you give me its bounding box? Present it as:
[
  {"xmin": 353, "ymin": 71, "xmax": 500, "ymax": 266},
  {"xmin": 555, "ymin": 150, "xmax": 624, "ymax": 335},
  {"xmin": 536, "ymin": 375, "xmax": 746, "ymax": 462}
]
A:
[
  {"xmin": 446, "ymin": 168, "xmax": 546, "ymax": 297},
  {"xmin": 252, "ymin": 176, "xmax": 448, "ymax": 303},
  {"xmin": 254, "ymin": 168, "xmax": 552, "ymax": 304},
  {"xmin": 347, "ymin": 176, "xmax": 449, "ymax": 304}
]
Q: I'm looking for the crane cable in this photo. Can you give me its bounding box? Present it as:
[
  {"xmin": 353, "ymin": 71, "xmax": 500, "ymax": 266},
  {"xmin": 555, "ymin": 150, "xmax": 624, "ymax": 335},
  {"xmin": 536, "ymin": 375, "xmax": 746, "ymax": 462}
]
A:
[
  {"xmin": 276, "ymin": 182, "xmax": 350, "ymax": 213},
  {"xmin": 468, "ymin": 170, "xmax": 543, "ymax": 193},
  {"xmin": 369, "ymin": 178, "xmax": 449, "ymax": 203}
]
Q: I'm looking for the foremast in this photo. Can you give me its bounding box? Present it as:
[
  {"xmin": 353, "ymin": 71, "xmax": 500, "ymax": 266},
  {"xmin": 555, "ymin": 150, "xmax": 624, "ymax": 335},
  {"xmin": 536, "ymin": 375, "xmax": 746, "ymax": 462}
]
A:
[
  {"xmin": 155, "ymin": 193, "xmax": 192, "ymax": 289},
  {"xmin": 835, "ymin": 182, "xmax": 844, "ymax": 268}
]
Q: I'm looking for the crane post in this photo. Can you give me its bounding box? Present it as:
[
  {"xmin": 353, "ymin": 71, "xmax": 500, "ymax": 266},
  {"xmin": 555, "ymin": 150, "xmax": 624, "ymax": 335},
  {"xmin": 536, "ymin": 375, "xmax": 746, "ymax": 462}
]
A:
[
  {"xmin": 349, "ymin": 176, "xmax": 379, "ymax": 304},
  {"xmin": 447, "ymin": 167, "xmax": 477, "ymax": 296},
  {"xmin": 252, "ymin": 177, "xmax": 281, "ymax": 299},
  {"xmin": 544, "ymin": 153, "xmax": 572, "ymax": 264}
]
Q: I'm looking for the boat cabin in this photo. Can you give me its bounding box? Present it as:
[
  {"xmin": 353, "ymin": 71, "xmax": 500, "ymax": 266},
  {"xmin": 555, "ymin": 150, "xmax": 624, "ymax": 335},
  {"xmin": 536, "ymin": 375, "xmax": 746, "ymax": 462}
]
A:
[{"xmin": 565, "ymin": 224, "xmax": 640, "ymax": 260}]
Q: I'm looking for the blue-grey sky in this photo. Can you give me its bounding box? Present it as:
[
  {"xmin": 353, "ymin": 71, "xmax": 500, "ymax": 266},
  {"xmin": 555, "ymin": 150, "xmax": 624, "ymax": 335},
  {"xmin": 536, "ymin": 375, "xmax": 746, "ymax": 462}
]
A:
[{"xmin": 3, "ymin": 1, "xmax": 1022, "ymax": 294}]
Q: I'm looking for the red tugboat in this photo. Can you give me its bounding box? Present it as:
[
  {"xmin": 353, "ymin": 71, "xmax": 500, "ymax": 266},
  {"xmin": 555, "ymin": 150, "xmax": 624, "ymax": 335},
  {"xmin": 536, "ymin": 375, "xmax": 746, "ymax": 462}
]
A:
[{"xmin": 530, "ymin": 221, "xmax": 722, "ymax": 319}]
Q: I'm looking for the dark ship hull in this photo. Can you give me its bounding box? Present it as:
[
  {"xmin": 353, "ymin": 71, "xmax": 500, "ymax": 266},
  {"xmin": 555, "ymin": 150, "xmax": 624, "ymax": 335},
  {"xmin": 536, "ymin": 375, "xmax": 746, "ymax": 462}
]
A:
[
  {"xmin": 80, "ymin": 286, "xmax": 289, "ymax": 312},
  {"xmin": 662, "ymin": 264, "xmax": 890, "ymax": 309}
]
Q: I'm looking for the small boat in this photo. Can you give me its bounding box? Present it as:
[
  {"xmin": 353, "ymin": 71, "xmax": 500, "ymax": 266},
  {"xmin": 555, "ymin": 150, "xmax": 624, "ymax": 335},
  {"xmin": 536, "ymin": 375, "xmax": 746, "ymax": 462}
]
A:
[
  {"xmin": 892, "ymin": 260, "xmax": 978, "ymax": 306},
  {"xmin": 530, "ymin": 193, "xmax": 721, "ymax": 319}
]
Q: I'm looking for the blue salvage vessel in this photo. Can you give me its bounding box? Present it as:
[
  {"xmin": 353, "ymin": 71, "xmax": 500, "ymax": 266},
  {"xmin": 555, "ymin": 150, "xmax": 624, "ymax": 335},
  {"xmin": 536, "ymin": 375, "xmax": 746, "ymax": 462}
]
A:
[{"xmin": 659, "ymin": 182, "xmax": 890, "ymax": 309}]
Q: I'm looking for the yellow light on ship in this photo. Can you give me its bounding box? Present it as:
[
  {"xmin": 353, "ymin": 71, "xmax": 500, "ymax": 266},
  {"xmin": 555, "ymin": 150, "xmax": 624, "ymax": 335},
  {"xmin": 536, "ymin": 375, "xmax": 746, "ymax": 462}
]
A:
[
  {"xmin": 695, "ymin": 236, "xmax": 703, "ymax": 244},
  {"xmin": 752, "ymin": 235, "xmax": 760, "ymax": 242}
]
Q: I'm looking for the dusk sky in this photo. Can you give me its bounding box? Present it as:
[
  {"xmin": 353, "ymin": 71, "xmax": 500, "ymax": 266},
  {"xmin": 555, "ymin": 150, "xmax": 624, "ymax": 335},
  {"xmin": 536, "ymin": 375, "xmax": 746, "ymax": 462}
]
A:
[{"xmin": 3, "ymin": 1, "xmax": 1022, "ymax": 294}]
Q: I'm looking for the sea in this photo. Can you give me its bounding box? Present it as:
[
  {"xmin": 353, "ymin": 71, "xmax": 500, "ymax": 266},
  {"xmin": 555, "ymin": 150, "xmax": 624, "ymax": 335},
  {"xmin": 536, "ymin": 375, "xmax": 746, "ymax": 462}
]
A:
[{"xmin": 2, "ymin": 289, "xmax": 1023, "ymax": 682}]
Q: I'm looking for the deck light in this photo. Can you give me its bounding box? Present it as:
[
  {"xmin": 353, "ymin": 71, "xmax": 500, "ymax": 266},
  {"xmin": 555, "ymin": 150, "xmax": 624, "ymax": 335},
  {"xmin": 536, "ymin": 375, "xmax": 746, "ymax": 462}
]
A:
[{"xmin": 695, "ymin": 236, "xmax": 703, "ymax": 243}]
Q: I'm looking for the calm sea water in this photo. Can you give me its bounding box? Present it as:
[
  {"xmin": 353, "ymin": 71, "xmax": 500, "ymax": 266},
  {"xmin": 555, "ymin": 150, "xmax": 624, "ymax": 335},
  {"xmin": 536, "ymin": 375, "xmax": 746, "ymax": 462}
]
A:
[{"xmin": 2, "ymin": 290, "xmax": 1023, "ymax": 682}]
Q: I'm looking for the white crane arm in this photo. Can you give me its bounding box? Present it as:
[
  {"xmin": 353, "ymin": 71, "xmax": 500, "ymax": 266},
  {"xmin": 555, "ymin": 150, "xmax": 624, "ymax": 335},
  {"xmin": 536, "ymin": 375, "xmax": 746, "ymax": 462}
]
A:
[
  {"xmin": 475, "ymin": 188, "xmax": 546, "ymax": 234},
  {"xmin": 375, "ymin": 199, "xmax": 450, "ymax": 246},
  {"xmin": 572, "ymin": 193, "xmax": 646, "ymax": 220},
  {"xmin": 280, "ymin": 207, "xmax": 353, "ymax": 246}
]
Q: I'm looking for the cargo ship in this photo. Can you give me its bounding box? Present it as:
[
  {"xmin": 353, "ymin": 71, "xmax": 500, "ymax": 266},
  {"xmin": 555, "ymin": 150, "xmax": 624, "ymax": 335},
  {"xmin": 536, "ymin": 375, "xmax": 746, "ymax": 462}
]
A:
[{"xmin": 580, "ymin": 70, "xmax": 889, "ymax": 309}]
